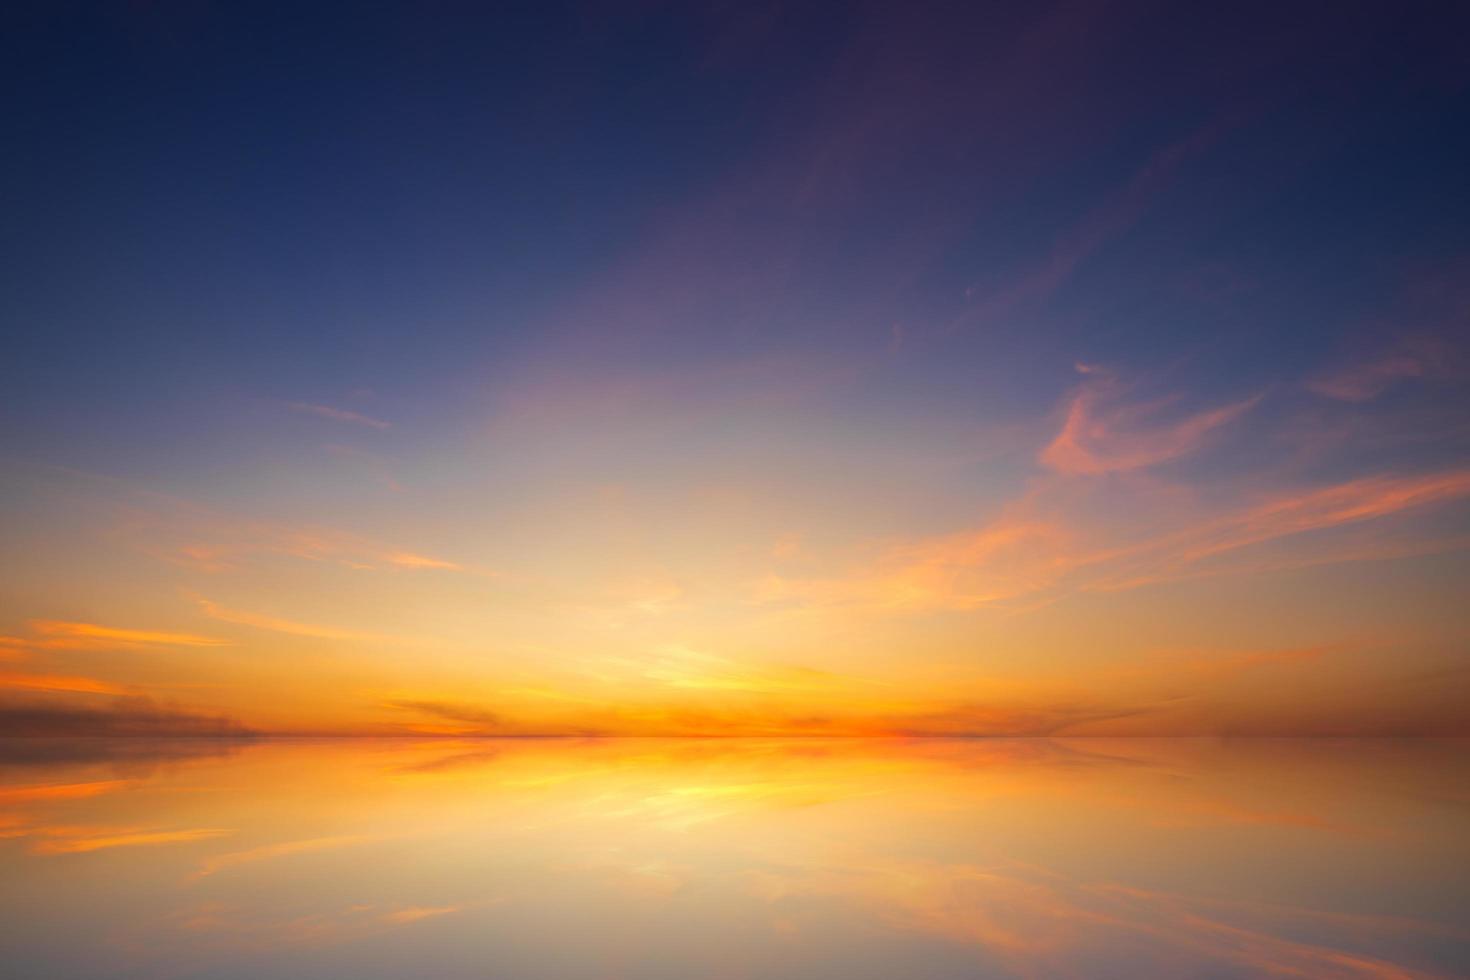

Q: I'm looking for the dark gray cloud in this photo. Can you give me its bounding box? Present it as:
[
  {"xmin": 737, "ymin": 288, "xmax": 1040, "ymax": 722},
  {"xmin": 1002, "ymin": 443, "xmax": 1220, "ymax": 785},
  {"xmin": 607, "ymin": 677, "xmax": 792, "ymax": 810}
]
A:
[{"xmin": 0, "ymin": 695, "xmax": 255, "ymax": 738}]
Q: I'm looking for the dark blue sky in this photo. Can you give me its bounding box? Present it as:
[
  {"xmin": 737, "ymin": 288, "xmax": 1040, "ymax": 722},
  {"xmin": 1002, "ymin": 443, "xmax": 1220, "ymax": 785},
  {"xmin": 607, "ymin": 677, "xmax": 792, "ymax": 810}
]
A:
[{"xmin": 5, "ymin": 1, "xmax": 1467, "ymax": 477}]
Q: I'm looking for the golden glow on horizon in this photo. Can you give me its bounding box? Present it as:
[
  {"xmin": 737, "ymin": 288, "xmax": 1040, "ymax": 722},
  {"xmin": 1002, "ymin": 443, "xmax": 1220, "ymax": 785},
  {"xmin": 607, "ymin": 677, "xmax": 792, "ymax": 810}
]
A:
[{"xmin": 0, "ymin": 357, "xmax": 1466, "ymax": 738}]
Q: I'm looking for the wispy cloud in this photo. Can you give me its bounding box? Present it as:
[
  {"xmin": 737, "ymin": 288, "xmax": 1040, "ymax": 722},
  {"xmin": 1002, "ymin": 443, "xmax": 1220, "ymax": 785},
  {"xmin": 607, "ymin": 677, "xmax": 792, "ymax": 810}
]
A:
[
  {"xmin": 383, "ymin": 699, "xmax": 508, "ymax": 735},
  {"xmin": 741, "ymin": 853, "xmax": 1456, "ymax": 977},
  {"xmin": 30, "ymin": 827, "xmax": 232, "ymax": 855},
  {"xmin": 1306, "ymin": 333, "xmax": 1459, "ymax": 403},
  {"xmin": 19, "ymin": 620, "xmax": 228, "ymax": 650},
  {"xmin": 760, "ymin": 468, "xmax": 1470, "ymax": 613},
  {"xmin": 192, "ymin": 597, "xmax": 395, "ymax": 643},
  {"xmin": 125, "ymin": 514, "xmax": 464, "ymax": 575},
  {"xmin": 951, "ymin": 116, "xmax": 1241, "ymax": 336},
  {"xmin": 194, "ymin": 835, "xmax": 381, "ymax": 878},
  {"xmin": 383, "ymin": 552, "xmax": 462, "ymax": 570},
  {"xmin": 757, "ymin": 513, "xmax": 1072, "ymax": 612},
  {"xmin": 322, "ymin": 444, "xmax": 405, "ymax": 493},
  {"xmin": 162, "ymin": 900, "xmax": 467, "ymax": 951},
  {"xmin": 377, "ymin": 906, "xmax": 462, "ymax": 925},
  {"xmin": 381, "ymin": 683, "xmax": 1165, "ymax": 739},
  {"xmin": 1040, "ymin": 366, "xmax": 1259, "ymax": 475},
  {"xmin": 1090, "ymin": 469, "xmax": 1470, "ymax": 591},
  {"xmin": 0, "ymin": 671, "xmax": 129, "ymax": 695},
  {"xmin": 0, "ymin": 780, "xmax": 131, "ymax": 804},
  {"xmin": 285, "ymin": 402, "xmax": 391, "ymax": 430},
  {"xmin": 573, "ymin": 645, "xmax": 839, "ymax": 696},
  {"xmin": 1308, "ymin": 354, "xmax": 1426, "ymax": 402}
]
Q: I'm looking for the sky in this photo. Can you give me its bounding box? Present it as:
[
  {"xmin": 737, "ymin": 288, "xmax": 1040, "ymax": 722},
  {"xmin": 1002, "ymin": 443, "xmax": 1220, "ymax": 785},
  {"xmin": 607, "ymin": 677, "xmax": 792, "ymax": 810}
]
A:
[{"xmin": 1, "ymin": 0, "xmax": 1468, "ymax": 736}]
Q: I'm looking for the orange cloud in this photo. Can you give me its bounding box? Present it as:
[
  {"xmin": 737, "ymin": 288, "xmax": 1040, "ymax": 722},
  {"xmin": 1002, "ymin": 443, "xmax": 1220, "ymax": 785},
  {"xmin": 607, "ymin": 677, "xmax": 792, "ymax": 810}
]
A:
[
  {"xmin": 0, "ymin": 780, "xmax": 131, "ymax": 804},
  {"xmin": 1092, "ymin": 468, "xmax": 1470, "ymax": 591},
  {"xmin": 1040, "ymin": 369, "xmax": 1259, "ymax": 475},
  {"xmin": 113, "ymin": 497, "xmax": 465, "ymax": 575},
  {"xmin": 377, "ymin": 906, "xmax": 462, "ymax": 926},
  {"xmin": 759, "ymin": 486, "xmax": 1126, "ymax": 614},
  {"xmin": 19, "ymin": 620, "xmax": 227, "ymax": 650},
  {"xmin": 192, "ymin": 597, "xmax": 395, "ymax": 643},
  {"xmin": 762, "ymin": 468, "xmax": 1470, "ymax": 613},
  {"xmin": 195, "ymin": 835, "xmax": 381, "ymax": 878},
  {"xmin": 0, "ymin": 672, "xmax": 129, "ymax": 695},
  {"xmin": 378, "ymin": 685, "xmax": 1181, "ymax": 739},
  {"xmin": 1187, "ymin": 470, "xmax": 1470, "ymax": 559},
  {"xmin": 384, "ymin": 552, "xmax": 462, "ymax": 571},
  {"xmin": 383, "ymin": 699, "xmax": 507, "ymax": 734},
  {"xmin": 30, "ymin": 826, "xmax": 232, "ymax": 855},
  {"xmin": 162, "ymin": 900, "xmax": 466, "ymax": 952},
  {"xmin": 164, "ymin": 524, "xmax": 462, "ymax": 574},
  {"xmin": 584, "ymin": 646, "xmax": 840, "ymax": 696}
]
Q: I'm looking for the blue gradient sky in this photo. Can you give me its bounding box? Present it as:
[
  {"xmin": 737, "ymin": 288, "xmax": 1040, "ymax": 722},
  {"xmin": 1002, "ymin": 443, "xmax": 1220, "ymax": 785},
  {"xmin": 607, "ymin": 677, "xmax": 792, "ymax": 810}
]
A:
[{"xmin": 2, "ymin": 1, "xmax": 1467, "ymax": 735}]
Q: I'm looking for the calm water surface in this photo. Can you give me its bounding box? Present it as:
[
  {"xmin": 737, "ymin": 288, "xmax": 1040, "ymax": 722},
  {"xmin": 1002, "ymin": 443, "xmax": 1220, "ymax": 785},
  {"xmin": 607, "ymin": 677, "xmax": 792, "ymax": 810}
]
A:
[{"xmin": 0, "ymin": 737, "xmax": 1465, "ymax": 979}]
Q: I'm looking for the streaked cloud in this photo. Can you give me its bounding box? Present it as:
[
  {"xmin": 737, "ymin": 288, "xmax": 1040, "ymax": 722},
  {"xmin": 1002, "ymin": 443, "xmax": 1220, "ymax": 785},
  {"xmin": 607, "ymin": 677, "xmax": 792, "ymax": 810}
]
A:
[
  {"xmin": 195, "ymin": 835, "xmax": 381, "ymax": 878},
  {"xmin": 758, "ymin": 512, "xmax": 1077, "ymax": 612},
  {"xmin": 192, "ymin": 597, "xmax": 396, "ymax": 643},
  {"xmin": 0, "ymin": 779, "xmax": 131, "ymax": 804},
  {"xmin": 163, "ymin": 900, "xmax": 467, "ymax": 951},
  {"xmin": 761, "ymin": 467, "xmax": 1470, "ymax": 614},
  {"xmin": 1089, "ymin": 468, "xmax": 1470, "ymax": 592},
  {"xmin": 953, "ymin": 117, "xmax": 1239, "ymax": 336},
  {"xmin": 1308, "ymin": 354, "xmax": 1426, "ymax": 402},
  {"xmin": 383, "ymin": 552, "xmax": 462, "ymax": 571},
  {"xmin": 0, "ymin": 671, "xmax": 129, "ymax": 695},
  {"xmin": 30, "ymin": 826, "xmax": 232, "ymax": 855},
  {"xmin": 742, "ymin": 853, "xmax": 1454, "ymax": 977},
  {"xmin": 1305, "ymin": 333, "xmax": 1459, "ymax": 403},
  {"xmin": 381, "ymin": 687, "xmax": 1158, "ymax": 739},
  {"xmin": 376, "ymin": 906, "xmax": 462, "ymax": 926},
  {"xmin": 580, "ymin": 645, "xmax": 838, "ymax": 696},
  {"xmin": 285, "ymin": 401, "xmax": 391, "ymax": 430},
  {"xmin": 385, "ymin": 699, "xmax": 501, "ymax": 724},
  {"xmin": 150, "ymin": 520, "xmax": 464, "ymax": 574},
  {"xmin": 26, "ymin": 620, "xmax": 228, "ymax": 649},
  {"xmin": 1040, "ymin": 367, "xmax": 1259, "ymax": 475}
]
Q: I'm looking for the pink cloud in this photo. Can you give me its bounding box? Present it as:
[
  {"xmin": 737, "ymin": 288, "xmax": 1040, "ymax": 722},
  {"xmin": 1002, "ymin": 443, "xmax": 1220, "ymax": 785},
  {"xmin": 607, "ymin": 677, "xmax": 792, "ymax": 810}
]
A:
[
  {"xmin": 1040, "ymin": 369, "xmax": 1259, "ymax": 475},
  {"xmin": 760, "ymin": 468, "xmax": 1470, "ymax": 614},
  {"xmin": 285, "ymin": 402, "xmax": 391, "ymax": 430}
]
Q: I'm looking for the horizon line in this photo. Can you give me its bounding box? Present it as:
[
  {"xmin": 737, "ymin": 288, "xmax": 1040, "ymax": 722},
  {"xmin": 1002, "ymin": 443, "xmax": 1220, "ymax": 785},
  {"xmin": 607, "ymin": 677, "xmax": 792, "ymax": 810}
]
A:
[{"xmin": 2, "ymin": 732, "xmax": 1466, "ymax": 740}]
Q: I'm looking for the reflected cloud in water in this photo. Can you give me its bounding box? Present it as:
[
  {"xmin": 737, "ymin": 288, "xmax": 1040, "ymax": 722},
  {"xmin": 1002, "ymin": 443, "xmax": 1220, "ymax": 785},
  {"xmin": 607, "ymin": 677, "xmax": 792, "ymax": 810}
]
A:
[{"xmin": 0, "ymin": 737, "xmax": 1465, "ymax": 978}]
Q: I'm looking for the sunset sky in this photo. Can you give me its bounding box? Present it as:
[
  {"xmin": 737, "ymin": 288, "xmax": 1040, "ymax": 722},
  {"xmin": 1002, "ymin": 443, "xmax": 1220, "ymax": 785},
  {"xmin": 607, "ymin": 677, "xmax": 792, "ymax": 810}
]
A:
[{"xmin": 2, "ymin": 1, "xmax": 1467, "ymax": 736}]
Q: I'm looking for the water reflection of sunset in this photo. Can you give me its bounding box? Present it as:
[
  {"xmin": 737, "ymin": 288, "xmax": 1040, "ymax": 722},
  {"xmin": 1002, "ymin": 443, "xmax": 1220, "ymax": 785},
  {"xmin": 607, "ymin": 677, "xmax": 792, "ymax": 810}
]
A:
[{"xmin": 2, "ymin": 738, "xmax": 1464, "ymax": 978}]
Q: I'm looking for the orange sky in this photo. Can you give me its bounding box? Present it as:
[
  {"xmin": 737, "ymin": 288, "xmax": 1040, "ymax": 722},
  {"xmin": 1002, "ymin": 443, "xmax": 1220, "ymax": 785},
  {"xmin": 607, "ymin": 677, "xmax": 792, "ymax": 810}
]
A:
[{"xmin": 2, "ymin": 359, "xmax": 1466, "ymax": 737}]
